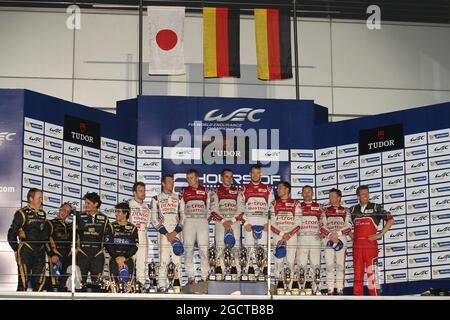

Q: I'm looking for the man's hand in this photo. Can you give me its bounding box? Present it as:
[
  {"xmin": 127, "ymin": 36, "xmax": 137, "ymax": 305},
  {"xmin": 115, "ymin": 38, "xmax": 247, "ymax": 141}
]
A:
[
  {"xmin": 329, "ymin": 232, "xmax": 339, "ymax": 243},
  {"xmin": 245, "ymin": 224, "xmax": 253, "ymax": 232},
  {"xmin": 166, "ymin": 231, "xmax": 177, "ymax": 243},
  {"xmin": 223, "ymin": 220, "xmax": 233, "ymax": 231},
  {"xmin": 51, "ymin": 255, "xmax": 60, "ymax": 264},
  {"xmin": 282, "ymin": 233, "xmax": 291, "ymax": 242},
  {"xmin": 368, "ymin": 233, "xmax": 382, "ymax": 241},
  {"xmin": 263, "ymin": 223, "xmax": 268, "ymax": 232},
  {"xmin": 115, "ymin": 256, "xmax": 126, "ymax": 268}
]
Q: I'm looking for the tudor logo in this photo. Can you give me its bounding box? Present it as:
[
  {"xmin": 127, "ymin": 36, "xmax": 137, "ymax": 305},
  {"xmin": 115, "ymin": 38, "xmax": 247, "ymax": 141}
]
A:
[
  {"xmin": 64, "ymin": 115, "xmax": 100, "ymax": 148},
  {"xmin": 204, "ymin": 108, "xmax": 265, "ymax": 122}
]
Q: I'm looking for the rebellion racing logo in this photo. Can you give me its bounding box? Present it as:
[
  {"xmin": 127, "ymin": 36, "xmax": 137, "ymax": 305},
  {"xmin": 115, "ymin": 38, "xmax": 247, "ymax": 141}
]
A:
[
  {"xmin": 204, "ymin": 108, "xmax": 265, "ymax": 123},
  {"xmin": 0, "ymin": 132, "xmax": 16, "ymax": 146}
]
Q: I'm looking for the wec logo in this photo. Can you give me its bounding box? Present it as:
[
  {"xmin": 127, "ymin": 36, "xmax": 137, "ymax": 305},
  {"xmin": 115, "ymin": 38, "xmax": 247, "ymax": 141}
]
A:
[
  {"xmin": 204, "ymin": 108, "xmax": 265, "ymax": 122},
  {"xmin": 0, "ymin": 132, "xmax": 16, "ymax": 145}
]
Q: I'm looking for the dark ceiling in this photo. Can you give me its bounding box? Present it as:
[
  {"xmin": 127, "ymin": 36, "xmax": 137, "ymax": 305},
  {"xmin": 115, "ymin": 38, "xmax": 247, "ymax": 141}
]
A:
[{"xmin": 1, "ymin": 0, "xmax": 449, "ymax": 24}]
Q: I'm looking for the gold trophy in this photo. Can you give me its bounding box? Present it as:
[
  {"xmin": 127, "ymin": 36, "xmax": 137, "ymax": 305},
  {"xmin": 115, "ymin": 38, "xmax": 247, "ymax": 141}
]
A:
[
  {"xmin": 167, "ymin": 261, "xmax": 176, "ymax": 293},
  {"xmin": 208, "ymin": 246, "xmax": 218, "ymax": 281},
  {"xmin": 173, "ymin": 266, "xmax": 181, "ymax": 294},
  {"xmin": 239, "ymin": 247, "xmax": 249, "ymax": 281},
  {"xmin": 223, "ymin": 246, "xmax": 233, "ymax": 281},
  {"xmin": 276, "ymin": 272, "xmax": 285, "ymax": 295},
  {"xmin": 256, "ymin": 246, "xmax": 267, "ymax": 282},
  {"xmin": 304, "ymin": 270, "xmax": 313, "ymax": 296},
  {"xmin": 291, "ymin": 271, "xmax": 300, "ymax": 295},
  {"xmin": 147, "ymin": 261, "xmax": 158, "ymax": 293}
]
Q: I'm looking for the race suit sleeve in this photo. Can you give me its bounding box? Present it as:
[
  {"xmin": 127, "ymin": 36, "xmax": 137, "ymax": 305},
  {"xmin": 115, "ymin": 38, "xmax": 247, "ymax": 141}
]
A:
[
  {"xmin": 126, "ymin": 226, "xmax": 139, "ymax": 259},
  {"xmin": 269, "ymin": 201, "xmax": 281, "ymax": 235},
  {"xmin": 178, "ymin": 193, "xmax": 186, "ymax": 228},
  {"xmin": 105, "ymin": 224, "xmax": 117, "ymax": 258},
  {"xmin": 209, "ymin": 188, "xmax": 223, "ymax": 222},
  {"xmin": 46, "ymin": 220, "xmax": 60, "ymax": 257},
  {"xmin": 239, "ymin": 187, "xmax": 249, "ymax": 226},
  {"xmin": 339, "ymin": 208, "xmax": 352, "ymax": 236},
  {"xmin": 234, "ymin": 187, "xmax": 245, "ymax": 223},
  {"xmin": 7, "ymin": 209, "xmax": 24, "ymax": 252},
  {"xmin": 320, "ymin": 209, "xmax": 331, "ymax": 237},
  {"xmin": 150, "ymin": 195, "xmax": 167, "ymax": 235},
  {"xmin": 288, "ymin": 203, "xmax": 301, "ymax": 236},
  {"xmin": 375, "ymin": 203, "xmax": 394, "ymax": 222}
]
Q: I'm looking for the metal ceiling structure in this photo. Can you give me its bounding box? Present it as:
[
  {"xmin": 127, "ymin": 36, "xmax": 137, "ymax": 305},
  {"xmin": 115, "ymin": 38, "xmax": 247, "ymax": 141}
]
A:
[{"xmin": 1, "ymin": 0, "xmax": 450, "ymax": 24}]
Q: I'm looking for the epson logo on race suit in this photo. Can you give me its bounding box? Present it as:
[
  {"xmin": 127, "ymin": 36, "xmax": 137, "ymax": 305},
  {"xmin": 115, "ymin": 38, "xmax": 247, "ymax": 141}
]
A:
[
  {"xmin": 204, "ymin": 108, "xmax": 265, "ymax": 122},
  {"xmin": 0, "ymin": 132, "xmax": 16, "ymax": 146}
]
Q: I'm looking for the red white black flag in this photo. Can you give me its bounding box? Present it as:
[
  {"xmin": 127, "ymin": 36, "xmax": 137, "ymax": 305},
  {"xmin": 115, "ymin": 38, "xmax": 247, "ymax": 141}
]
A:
[{"xmin": 148, "ymin": 6, "xmax": 186, "ymax": 75}]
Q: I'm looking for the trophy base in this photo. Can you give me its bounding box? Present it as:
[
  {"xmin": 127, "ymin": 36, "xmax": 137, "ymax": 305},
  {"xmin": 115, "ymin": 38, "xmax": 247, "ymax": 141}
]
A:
[
  {"xmin": 173, "ymin": 286, "xmax": 181, "ymax": 294},
  {"xmin": 209, "ymin": 275, "xmax": 216, "ymax": 281},
  {"xmin": 291, "ymin": 288, "xmax": 300, "ymax": 295},
  {"xmin": 240, "ymin": 275, "xmax": 248, "ymax": 281},
  {"xmin": 148, "ymin": 288, "xmax": 157, "ymax": 293},
  {"xmin": 248, "ymin": 275, "xmax": 256, "ymax": 281},
  {"xmin": 215, "ymin": 274, "xmax": 224, "ymax": 281},
  {"xmin": 305, "ymin": 288, "xmax": 313, "ymax": 295},
  {"xmin": 315, "ymin": 291, "xmax": 322, "ymax": 296},
  {"xmin": 167, "ymin": 288, "xmax": 174, "ymax": 294},
  {"xmin": 276, "ymin": 288, "xmax": 286, "ymax": 295},
  {"xmin": 257, "ymin": 276, "xmax": 266, "ymax": 282},
  {"xmin": 225, "ymin": 275, "xmax": 232, "ymax": 281}
]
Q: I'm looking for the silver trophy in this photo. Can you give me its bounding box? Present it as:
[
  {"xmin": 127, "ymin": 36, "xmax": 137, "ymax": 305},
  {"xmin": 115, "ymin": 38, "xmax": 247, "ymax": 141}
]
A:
[
  {"xmin": 167, "ymin": 261, "xmax": 176, "ymax": 293},
  {"xmin": 299, "ymin": 266, "xmax": 306, "ymax": 295},
  {"xmin": 304, "ymin": 270, "xmax": 314, "ymax": 296},
  {"xmin": 314, "ymin": 267, "xmax": 322, "ymax": 296},
  {"xmin": 239, "ymin": 247, "xmax": 249, "ymax": 281},
  {"xmin": 223, "ymin": 246, "xmax": 234, "ymax": 281},
  {"xmin": 256, "ymin": 246, "xmax": 267, "ymax": 281},
  {"xmin": 208, "ymin": 246, "xmax": 218, "ymax": 281},
  {"xmin": 284, "ymin": 267, "xmax": 292, "ymax": 295},
  {"xmin": 147, "ymin": 261, "xmax": 158, "ymax": 293},
  {"xmin": 172, "ymin": 266, "xmax": 181, "ymax": 294}
]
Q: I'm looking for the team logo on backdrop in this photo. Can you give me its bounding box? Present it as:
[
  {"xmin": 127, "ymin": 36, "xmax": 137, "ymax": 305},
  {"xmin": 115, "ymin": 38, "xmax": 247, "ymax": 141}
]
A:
[
  {"xmin": 359, "ymin": 124, "xmax": 404, "ymax": 155},
  {"xmin": 64, "ymin": 115, "xmax": 100, "ymax": 149},
  {"xmin": 203, "ymin": 108, "xmax": 265, "ymax": 123}
]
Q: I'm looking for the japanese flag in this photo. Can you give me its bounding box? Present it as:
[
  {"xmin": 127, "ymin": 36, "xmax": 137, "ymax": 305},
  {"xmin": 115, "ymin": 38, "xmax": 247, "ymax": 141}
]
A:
[{"xmin": 148, "ymin": 6, "xmax": 186, "ymax": 75}]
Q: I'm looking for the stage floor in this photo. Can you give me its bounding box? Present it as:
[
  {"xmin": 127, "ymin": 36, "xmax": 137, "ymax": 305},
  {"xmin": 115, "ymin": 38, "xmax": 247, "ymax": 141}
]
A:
[{"xmin": 0, "ymin": 292, "xmax": 449, "ymax": 300}]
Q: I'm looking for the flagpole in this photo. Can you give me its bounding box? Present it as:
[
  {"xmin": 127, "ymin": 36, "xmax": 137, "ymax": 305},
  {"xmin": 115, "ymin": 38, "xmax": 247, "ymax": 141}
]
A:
[
  {"xmin": 138, "ymin": 0, "xmax": 143, "ymax": 96},
  {"xmin": 293, "ymin": 0, "xmax": 300, "ymax": 100}
]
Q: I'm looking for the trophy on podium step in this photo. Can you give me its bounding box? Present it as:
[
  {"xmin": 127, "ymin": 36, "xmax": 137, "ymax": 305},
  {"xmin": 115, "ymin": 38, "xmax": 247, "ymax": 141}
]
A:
[
  {"xmin": 147, "ymin": 261, "xmax": 158, "ymax": 293},
  {"xmin": 239, "ymin": 247, "xmax": 249, "ymax": 281}
]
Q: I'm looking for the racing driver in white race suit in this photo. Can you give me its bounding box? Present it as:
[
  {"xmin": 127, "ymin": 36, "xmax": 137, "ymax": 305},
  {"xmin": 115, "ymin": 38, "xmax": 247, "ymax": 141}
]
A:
[
  {"xmin": 150, "ymin": 174, "xmax": 184, "ymax": 291},
  {"xmin": 128, "ymin": 182, "xmax": 151, "ymax": 285},
  {"xmin": 209, "ymin": 168, "xmax": 244, "ymax": 273},
  {"xmin": 296, "ymin": 185, "xmax": 325, "ymax": 293},
  {"xmin": 239, "ymin": 164, "xmax": 275, "ymax": 261},
  {"xmin": 180, "ymin": 169, "xmax": 212, "ymax": 284}
]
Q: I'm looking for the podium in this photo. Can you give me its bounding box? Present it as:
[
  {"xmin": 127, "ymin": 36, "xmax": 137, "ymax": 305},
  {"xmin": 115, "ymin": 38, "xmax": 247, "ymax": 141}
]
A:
[{"xmin": 207, "ymin": 281, "xmax": 268, "ymax": 295}]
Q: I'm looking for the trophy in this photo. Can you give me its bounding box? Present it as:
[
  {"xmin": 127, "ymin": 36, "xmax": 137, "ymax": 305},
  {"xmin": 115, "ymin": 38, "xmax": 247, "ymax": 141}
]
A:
[
  {"xmin": 147, "ymin": 261, "xmax": 158, "ymax": 293},
  {"xmin": 299, "ymin": 267, "xmax": 306, "ymax": 295},
  {"xmin": 256, "ymin": 246, "xmax": 267, "ymax": 281},
  {"xmin": 304, "ymin": 270, "xmax": 313, "ymax": 296},
  {"xmin": 167, "ymin": 261, "xmax": 176, "ymax": 293},
  {"xmin": 117, "ymin": 281, "xmax": 125, "ymax": 293},
  {"xmin": 172, "ymin": 266, "xmax": 181, "ymax": 294},
  {"xmin": 284, "ymin": 267, "xmax": 292, "ymax": 295},
  {"xmin": 276, "ymin": 272, "xmax": 285, "ymax": 295},
  {"xmin": 133, "ymin": 281, "xmax": 144, "ymax": 293},
  {"xmin": 208, "ymin": 246, "xmax": 219, "ymax": 281},
  {"xmin": 239, "ymin": 247, "xmax": 249, "ymax": 281},
  {"xmin": 314, "ymin": 267, "xmax": 322, "ymax": 296},
  {"xmin": 50, "ymin": 260, "xmax": 62, "ymax": 292},
  {"xmin": 291, "ymin": 271, "xmax": 300, "ymax": 295},
  {"xmin": 248, "ymin": 260, "xmax": 256, "ymax": 281},
  {"xmin": 223, "ymin": 246, "xmax": 234, "ymax": 281}
]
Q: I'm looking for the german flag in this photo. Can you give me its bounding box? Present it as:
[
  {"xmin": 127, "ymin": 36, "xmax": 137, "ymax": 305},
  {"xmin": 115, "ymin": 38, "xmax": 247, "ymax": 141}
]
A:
[
  {"xmin": 254, "ymin": 8, "xmax": 292, "ymax": 80},
  {"xmin": 203, "ymin": 7, "xmax": 240, "ymax": 78}
]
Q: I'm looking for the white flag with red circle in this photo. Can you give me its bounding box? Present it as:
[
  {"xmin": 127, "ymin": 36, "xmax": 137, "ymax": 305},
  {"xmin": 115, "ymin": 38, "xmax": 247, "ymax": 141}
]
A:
[{"xmin": 148, "ymin": 6, "xmax": 186, "ymax": 75}]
